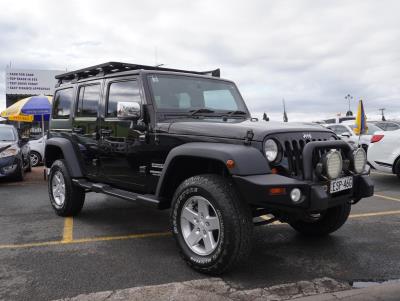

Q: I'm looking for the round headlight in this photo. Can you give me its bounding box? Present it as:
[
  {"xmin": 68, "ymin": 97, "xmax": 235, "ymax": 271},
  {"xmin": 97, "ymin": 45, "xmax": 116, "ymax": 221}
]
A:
[
  {"xmin": 325, "ymin": 150, "xmax": 343, "ymax": 179},
  {"xmin": 264, "ymin": 139, "xmax": 279, "ymax": 162},
  {"xmin": 353, "ymin": 148, "xmax": 366, "ymax": 173}
]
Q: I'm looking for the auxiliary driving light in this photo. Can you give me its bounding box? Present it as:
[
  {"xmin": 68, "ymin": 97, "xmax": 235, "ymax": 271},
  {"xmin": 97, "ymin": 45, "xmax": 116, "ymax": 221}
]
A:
[
  {"xmin": 290, "ymin": 188, "xmax": 302, "ymax": 203},
  {"xmin": 324, "ymin": 150, "xmax": 343, "ymax": 179},
  {"xmin": 353, "ymin": 148, "xmax": 367, "ymax": 174}
]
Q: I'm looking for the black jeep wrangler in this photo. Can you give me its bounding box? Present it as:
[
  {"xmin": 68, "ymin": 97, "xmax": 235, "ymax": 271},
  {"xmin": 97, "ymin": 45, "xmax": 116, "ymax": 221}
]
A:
[{"xmin": 45, "ymin": 62, "xmax": 373, "ymax": 274}]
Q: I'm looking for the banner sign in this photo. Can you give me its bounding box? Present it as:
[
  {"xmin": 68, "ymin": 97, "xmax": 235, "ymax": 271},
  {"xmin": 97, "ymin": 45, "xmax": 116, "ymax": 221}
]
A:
[
  {"xmin": 6, "ymin": 69, "xmax": 63, "ymax": 95},
  {"xmin": 8, "ymin": 114, "xmax": 34, "ymax": 122}
]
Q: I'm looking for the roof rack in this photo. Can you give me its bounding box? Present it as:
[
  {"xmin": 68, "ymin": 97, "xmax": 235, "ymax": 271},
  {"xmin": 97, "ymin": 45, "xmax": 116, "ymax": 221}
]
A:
[{"xmin": 55, "ymin": 62, "xmax": 220, "ymax": 86}]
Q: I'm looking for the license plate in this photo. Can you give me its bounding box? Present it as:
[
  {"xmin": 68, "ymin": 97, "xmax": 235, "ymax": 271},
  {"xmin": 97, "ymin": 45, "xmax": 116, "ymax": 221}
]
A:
[{"xmin": 330, "ymin": 176, "xmax": 353, "ymax": 193}]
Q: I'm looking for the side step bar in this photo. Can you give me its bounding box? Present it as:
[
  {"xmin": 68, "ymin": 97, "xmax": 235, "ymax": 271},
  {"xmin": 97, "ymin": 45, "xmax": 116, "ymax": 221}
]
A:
[{"xmin": 72, "ymin": 179, "xmax": 161, "ymax": 208}]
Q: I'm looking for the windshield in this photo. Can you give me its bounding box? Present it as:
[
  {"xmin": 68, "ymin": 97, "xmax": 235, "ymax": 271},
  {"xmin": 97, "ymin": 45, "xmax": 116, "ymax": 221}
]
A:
[
  {"xmin": 349, "ymin": 123, "xmax": 381, "ymax": 135},
  {"xmin": 0, "ymin": 127, "xmax": 16, "ymax": 141},
  {"xmin": 148, "ymin": 74, "xmax": 248, "ymax": 115}
]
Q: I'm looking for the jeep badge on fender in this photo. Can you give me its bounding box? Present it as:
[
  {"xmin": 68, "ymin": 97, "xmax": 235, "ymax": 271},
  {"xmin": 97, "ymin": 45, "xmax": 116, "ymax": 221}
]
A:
[{"xmin": 45, "ymin": 62, "xmax": 374, "ymax": 275}]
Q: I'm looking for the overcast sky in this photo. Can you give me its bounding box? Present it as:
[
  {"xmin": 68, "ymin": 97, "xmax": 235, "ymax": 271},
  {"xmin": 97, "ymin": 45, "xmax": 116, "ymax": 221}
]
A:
[{"xmin": 1, "ymin": 0, "xmax": 400, "ymax": 121}]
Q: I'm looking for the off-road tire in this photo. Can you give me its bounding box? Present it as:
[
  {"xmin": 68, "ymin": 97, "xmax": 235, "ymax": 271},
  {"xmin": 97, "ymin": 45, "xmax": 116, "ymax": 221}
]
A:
[
  {"xmin": 48, "ymin": 159, "xmax": 85, "ymax": 216},
  {"xmin": 289, "ymin": 202, "xmax": 351, "ymax": 236},
  {"xmin": 171, "ymin": 174, "xmax": 253, "ymax": 275}
]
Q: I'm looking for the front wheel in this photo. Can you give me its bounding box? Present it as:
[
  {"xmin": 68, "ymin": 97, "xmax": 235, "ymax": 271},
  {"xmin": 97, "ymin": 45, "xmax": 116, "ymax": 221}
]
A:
[
  {"xmin": 289, "ymin": 202, "xmax": 351, "ymax": 236},
  {"xmin": 394, "ymin": 158, "xmax": 400, "ymax": 179},
  {"xmin": 48, "ymin": 159, "xmax": 85, "ymax": 216},
  {"xmin": 171, "ymin": 174, "xmax": 253, "ymax": 275}
]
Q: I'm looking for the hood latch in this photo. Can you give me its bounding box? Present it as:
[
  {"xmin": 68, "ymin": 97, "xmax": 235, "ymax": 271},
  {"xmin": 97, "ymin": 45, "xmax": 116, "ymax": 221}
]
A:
[{"xmin": 244, "ymin": 129, "xmax": 254, "ymax": 145}]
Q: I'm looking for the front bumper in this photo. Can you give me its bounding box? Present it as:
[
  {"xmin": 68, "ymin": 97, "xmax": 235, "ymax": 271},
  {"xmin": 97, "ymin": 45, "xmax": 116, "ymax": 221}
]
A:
[
  {"xmin": 0, "ymin": 156, "xmax": 19, "ymax": 178},
  {"xmin": 233, "ymin": 173, "xmax": 374, "ymax": 212}
]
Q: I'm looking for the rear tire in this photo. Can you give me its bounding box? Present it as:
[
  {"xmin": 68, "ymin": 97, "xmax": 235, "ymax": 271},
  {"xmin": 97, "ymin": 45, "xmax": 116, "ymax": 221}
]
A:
[
  {"xmin": 30, "ymin": 151, "xmax": 42, "ymax": 167},
  {"xmin": 171, "ymin": 174, "xmax": 253, "ymax": 275},
  {"xmin": 48, "ymin": 159, "xmax": 85, "ymax": 216},
  {"xmin": 289, "ymin": 202, "xmax": 351, "ymax": 236}
]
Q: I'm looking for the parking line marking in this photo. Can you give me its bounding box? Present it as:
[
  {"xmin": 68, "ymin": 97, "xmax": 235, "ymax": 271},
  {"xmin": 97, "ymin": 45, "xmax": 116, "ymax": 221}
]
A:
[
  {"xmin": 349, "ymin": 210, "xmax": 400, "ymax": 218},
  {"xmin": 0, "ymin": 232, "xmax": 171, "ymax": 250},
  {"xmin": 0, "ymin": 209, "xmax": 399, "ymax": 251},
  {"xmin": 62, "ymin": 217, "xmax": 74, "ymax": 243},
  {"xmin": 374, "ymin": 194, "xmax": 400, "ymax": 203}
]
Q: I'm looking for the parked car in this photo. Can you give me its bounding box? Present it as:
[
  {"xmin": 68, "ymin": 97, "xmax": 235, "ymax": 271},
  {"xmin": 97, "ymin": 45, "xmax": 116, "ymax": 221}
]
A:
[
  {"xmin": 0, "ymin": 124, "xmax": 31, "ymax": 180},
  {"xmin": 322, "ymin": 116, "xmax": 355, "ymax": 124},
  {"xmin": 371, "ymin": 121, "xmax": 400, "ymax": 131},
  {"xmin": 29, "ymin": 135, "xmax": 46, "ymax": 167},
  {"xmin": 323, "ymin": 122, "xmax": 382, "ymax": 151},
  {"xmin": 45, "ymin": 62, "xmax": 373, "ymax": 274},
  {"xmin": 368, "ymin": 130, "xmax": 400, "ymax": 177}
]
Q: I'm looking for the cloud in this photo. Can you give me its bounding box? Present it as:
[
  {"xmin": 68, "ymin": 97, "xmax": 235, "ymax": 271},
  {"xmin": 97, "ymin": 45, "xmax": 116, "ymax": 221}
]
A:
[{"xmin": 1, "ymin": 0, "xmax": 400, "ymax": 121}]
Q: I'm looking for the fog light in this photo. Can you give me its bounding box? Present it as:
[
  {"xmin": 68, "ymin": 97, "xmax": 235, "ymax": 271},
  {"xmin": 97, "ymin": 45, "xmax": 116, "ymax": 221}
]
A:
[{"xmin": 290, "ymin": 188, "xmax": 302, "ymax": 203}]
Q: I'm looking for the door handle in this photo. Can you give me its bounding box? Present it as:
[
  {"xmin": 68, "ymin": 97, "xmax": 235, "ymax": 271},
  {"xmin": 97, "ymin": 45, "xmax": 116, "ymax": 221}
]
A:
[
  {"xmin": 100, "ymin": 129, "xmax": 112, "ymax": 136},
  {"xmin": 72, "ymin": 127, "xmax": 83, "ymax": 133}
]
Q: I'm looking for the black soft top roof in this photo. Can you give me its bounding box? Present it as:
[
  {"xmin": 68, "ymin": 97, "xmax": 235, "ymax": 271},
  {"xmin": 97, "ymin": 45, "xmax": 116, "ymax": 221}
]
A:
[{"xmin": 56, "ymin": 62, "xmax": 220, "ymax": 86}]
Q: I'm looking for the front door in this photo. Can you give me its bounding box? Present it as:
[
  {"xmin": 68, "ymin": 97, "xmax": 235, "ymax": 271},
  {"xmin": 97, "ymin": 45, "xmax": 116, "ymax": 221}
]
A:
[
  {"xmin": 71, "ymin": 81, "xmax": 102, "ymax": 179},
  {"xmin": 98, "ymin": 77, "xmax": 148, "ymax": 192}
]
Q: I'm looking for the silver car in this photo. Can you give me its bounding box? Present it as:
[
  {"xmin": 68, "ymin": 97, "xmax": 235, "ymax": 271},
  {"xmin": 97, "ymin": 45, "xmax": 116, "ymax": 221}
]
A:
[{"xmin": 29, "ymin": 135, "xmax": 46, "ymax": 167}]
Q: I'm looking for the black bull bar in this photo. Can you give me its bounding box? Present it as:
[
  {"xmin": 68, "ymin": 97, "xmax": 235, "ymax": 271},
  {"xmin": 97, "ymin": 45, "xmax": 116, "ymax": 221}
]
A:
[{"xmin": 302, "ymin": 140, "xmax": 353, "ymax": 180}]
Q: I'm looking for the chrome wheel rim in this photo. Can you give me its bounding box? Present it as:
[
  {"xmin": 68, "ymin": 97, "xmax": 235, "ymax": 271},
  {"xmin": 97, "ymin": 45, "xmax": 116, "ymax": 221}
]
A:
[
  {"xmin": 180, "ymin": 196, "xmax": 221, "ymax": 256},
  {"xmin": 52, "ymin": 171, "xmax": 66, "ymax": 206},
  {"xmin": 30, "ymin": 153, "xmax": 39, "ymax": 167}
]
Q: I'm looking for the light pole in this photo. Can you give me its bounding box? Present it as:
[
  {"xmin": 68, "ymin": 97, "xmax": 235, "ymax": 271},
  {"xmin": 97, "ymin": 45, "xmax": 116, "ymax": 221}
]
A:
[
  {"xmin": 379, "ymin": 108, "xmax": 386, "ymax": 121},
  {"xmin": 345, "ymin": 94, "xmax": 353, "ymax": 116}
]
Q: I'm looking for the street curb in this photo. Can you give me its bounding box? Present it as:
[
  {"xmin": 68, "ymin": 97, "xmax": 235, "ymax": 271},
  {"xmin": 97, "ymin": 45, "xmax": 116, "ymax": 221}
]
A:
[
  {"xmin": 292, "ymin": 281, "xmax": 400, "ymax": 301},
  {"xmin": 54, "ymin": 277, "xmax": 360, "ymax": 301}
]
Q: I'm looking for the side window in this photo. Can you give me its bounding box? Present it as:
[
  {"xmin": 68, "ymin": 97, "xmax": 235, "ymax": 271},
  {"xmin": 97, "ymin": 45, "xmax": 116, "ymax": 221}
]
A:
[
  {"xmin": 336, "ymin": 126, "xmax": 347, "ymax": 135},
  {"xmin": 386, "ymin": 123, "xmax": 399, "ymax": 131},
  {"xmin": 107, "ymin": 80, "xmax": 141, "ymax": 117},
  {"xmin": 76, "ymin": 84, "xmax": 100, "ymax": 117},
  {"xmin": 52, "ymin": 88, "xmax": 73, "ymax": 119},
  {"xmin": 203, "ymin": 90, "xmax": 238, "ymax": 110}
]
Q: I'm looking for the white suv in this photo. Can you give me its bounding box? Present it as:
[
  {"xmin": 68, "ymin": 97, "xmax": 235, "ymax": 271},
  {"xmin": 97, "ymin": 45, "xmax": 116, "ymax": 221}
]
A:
[{"xmin": 368, "ymin": 130, "xmax": 400, "ymax": 177}]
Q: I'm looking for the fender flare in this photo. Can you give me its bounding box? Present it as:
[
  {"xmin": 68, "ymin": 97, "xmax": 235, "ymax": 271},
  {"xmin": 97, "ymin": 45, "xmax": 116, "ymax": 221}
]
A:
[
  {"xmin": 155, "ymin": 142, "xmax": 270, "ymax": 197},
  {"xmin": 45, "ymin": 137, "xmax": 83, "ymax": 178}
]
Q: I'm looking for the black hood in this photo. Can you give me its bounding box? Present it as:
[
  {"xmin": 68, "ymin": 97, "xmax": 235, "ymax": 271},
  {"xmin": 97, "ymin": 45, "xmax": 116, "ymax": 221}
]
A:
[{"xmin": 165, "ymin": 119, "xmax": 332, "ymax": 141}]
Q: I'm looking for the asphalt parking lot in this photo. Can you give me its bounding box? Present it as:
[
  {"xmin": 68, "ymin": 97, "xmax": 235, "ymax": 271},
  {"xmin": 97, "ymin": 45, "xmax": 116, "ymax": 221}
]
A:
[{"xmin": 0, "ymin": 168, "xmax": 399, "ymax": 301}]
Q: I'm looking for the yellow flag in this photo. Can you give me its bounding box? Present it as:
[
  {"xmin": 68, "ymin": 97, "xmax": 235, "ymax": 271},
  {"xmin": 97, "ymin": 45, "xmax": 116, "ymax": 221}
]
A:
[{"xmin": 354, "ymin": 100, "xmax": 368, "ymax": 135}]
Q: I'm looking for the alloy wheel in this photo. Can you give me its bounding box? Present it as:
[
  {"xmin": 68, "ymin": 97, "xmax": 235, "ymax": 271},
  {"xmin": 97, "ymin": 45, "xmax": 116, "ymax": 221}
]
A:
[
  {"xmin": 52, "ymin": 171, "xmax": 66, "ymax": 207},
  {"xmin": 180, "ymin": 196, "xmax": 221, "ymax": 256}
]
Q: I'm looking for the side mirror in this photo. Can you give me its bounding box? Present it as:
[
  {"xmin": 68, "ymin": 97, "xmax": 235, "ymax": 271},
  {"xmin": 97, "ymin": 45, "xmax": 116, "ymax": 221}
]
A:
[
  {"xmin": 340, "ymin": 132, "xmax": 351, "ymax": 138},
  {"xmin": 117, "ymin": 102, "xmax": 141, "ymax": 120}
]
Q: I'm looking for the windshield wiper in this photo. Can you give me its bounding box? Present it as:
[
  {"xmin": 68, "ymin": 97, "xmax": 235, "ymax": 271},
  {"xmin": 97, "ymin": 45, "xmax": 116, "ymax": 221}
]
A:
[{"xmin": 189, "ymin": 108, "xmax": 215, "ymax": 116}]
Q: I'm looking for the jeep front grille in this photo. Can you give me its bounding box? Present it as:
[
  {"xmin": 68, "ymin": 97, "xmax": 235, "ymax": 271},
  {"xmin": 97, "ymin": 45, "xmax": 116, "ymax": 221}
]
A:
[{"xmin": 270, "ymin": 132, "xmax": 338, "ymax": 179}]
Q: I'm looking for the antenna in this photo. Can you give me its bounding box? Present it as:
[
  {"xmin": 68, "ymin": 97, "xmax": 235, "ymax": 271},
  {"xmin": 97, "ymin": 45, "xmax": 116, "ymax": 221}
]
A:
[{"xmin": 283, "ymin": 98, "xmax": 288, "ymax": 122}]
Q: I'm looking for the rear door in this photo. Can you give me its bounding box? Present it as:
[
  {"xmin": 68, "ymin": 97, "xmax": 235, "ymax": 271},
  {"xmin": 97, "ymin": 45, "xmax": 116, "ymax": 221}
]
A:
[
  {"xmin": 71, "ymin": 80, "xmax": 102, "ymax": 179},
  {"xmin": 98, "ymin": 77, "xmax": 148, "ymax": 192}
]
